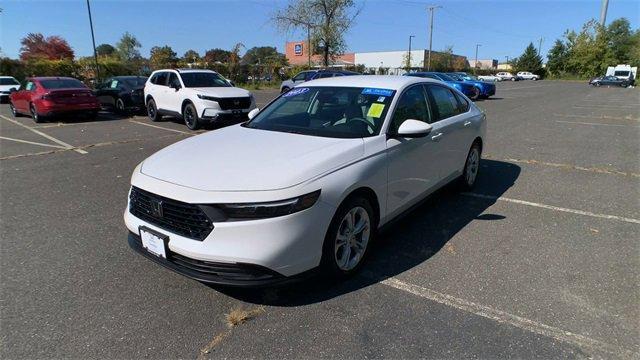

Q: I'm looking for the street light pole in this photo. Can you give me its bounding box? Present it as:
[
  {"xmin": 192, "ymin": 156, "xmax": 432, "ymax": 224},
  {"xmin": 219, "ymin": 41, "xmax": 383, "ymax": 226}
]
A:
[
  {"xmin": 86, "ymin": 0, "xmax": 100, "ymax": 82},
  {"xmin": 474, "ymin": 44, "xmax": 481, "ymax": 74},
  {"xmin": 408, "ymin": 35, "xmax": 415, "ymax": 70},
  {"xmin": 426, "ymin": 5, "xmax": 441, "ymax": 71}
]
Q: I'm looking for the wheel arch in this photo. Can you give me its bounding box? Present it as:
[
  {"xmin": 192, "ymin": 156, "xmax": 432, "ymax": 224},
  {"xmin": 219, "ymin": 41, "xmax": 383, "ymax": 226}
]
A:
[
  {"xmin": 181, "ymin": 99, "xmax": 195, "ymax": 114},
  {"xmin": 336, "ymin": 186, "xmax": 381, "ymax": 227}
]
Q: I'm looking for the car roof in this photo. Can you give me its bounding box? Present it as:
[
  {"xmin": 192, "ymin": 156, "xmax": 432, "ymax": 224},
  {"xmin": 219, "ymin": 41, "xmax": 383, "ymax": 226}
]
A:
[
  {"xmin": 299, "ymin": 75, "xmax": 439, "ymax": 90},
  {"xmin": 29, "ymin": 77, "xmax": 79, "ymax": 81},
  {"xmin": 0, "ymin": 76, "xmax": 18, "ymax": 79},
  {"xmin": 152, "ymin": 68, "xmax": 217, "ymax": 74}
]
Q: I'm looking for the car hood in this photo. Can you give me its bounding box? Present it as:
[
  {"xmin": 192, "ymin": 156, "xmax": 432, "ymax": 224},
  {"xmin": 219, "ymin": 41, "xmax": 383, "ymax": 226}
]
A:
[
  {"xmin": 189, "ymin": 87, "xmax": 251, "ymax": 98},
  {"xmin": 140, "ymin": 125, "xmax": 364, "ymax": 191},
  {"xmin": 0, "ymin": 85, "xmax": 19, "ymax": 92}
]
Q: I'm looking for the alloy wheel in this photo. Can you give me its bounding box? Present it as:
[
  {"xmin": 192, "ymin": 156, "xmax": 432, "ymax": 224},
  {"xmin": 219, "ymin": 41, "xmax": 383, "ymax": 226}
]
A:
[
  {"xmin": 116, "ymin": 98, "xmax": 125, "ymax": 113},
  {"xmin": 334, "ymin": 206, "xmax": 371, "ymax": 271},
  {"xmin": 465, "ymin": 147, "xmax": 480, "ymax": 186},
  {"xmin": 184, "ymin": 106, "xmax": 196, "ymax": 128}
]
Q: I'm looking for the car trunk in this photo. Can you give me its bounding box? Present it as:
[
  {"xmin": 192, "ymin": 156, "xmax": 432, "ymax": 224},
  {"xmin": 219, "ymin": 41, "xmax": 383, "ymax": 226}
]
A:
[{"xmin": 45, "ymin": 88, "xmax": 96, "ymax": 104}]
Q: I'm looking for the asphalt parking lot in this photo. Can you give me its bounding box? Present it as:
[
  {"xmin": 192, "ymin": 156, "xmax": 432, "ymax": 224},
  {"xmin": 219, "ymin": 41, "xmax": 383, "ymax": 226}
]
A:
[{"xmin": 1, "ymin": 81, "xmax": 638, "ymax": 359}]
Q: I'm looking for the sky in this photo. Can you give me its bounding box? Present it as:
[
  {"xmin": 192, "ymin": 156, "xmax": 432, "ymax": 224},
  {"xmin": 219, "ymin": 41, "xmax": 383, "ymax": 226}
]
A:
[{"xmin": 1, "ymin": 0, "xmax": 638, "ymax": 63}]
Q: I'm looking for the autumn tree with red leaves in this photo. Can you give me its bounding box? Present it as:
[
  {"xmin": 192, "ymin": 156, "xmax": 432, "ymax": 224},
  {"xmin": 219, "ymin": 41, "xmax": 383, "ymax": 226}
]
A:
[{"xmin": 19, "ymin": 33, "xmax": 74, "ymax": 61}]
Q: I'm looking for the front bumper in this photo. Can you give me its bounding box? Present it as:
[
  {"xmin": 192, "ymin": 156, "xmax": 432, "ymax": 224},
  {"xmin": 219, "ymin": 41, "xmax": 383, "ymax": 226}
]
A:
[{"xmin": 128, "ymin": 232, "xmax": 300, "ymax": 287}]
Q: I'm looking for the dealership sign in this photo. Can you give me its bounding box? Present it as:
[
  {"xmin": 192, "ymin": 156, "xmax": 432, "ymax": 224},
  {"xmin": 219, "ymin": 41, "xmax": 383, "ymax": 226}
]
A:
[{"xmin": 294, "ymin": 43, "xmax": 303, "ymax": 55}]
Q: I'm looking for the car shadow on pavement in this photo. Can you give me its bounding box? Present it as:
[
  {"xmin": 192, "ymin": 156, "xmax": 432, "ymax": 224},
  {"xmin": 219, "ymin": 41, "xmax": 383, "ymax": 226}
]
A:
[{"xmin": 215, "ymin": 159, "xmax": 521, "ymax": 306}]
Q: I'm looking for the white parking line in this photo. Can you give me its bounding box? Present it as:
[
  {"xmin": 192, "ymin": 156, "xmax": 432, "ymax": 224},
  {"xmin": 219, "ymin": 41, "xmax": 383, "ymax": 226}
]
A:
[
  {"xmin": 462, "ymin": 192, "xmax": 640, "ymax": 224},
  {"xmin": 0, "ymin": 115, "xmax": 88, "ymax": 154},
  {"xmin": 129, "ymin": 120, "xmax": 195, "ymax": 135},
  {"xmin": 499, "ymin": 85, "xmax": 549, "ymax": 91},
  {"xmin": 380, "ymin": 277, "xmax": 635, "ymax": 359},
  {"xmin": 556, "ymin": 120, "xmax": 634, "ymax": 127},
  {"xmin": 0, "ymin": 136, "xmax": 67, "ymax": 149},
  {"xmin": 488, "ymin": 156, "xmax": 640, "ymax": 178},
  {"xmin": 574, "ymin": 105, "xmax": 640, "ymax": 109},
  {"xmin": 553, "ymin": 113, "xmax": 640, "ymax": 122}
]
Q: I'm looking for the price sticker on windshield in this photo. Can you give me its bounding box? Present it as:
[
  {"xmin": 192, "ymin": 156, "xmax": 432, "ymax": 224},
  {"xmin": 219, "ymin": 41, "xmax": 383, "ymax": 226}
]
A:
[
  {"xmin": 283, "ymin": 87, "xmax": 310, "ymax": 97},
  {"xmin": 367, "ymin": 103, "xmax": 385, "ymax": 118}
]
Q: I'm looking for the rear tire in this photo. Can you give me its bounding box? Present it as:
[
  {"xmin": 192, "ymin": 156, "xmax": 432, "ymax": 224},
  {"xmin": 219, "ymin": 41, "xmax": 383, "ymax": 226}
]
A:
[
  {"xmin": 147, "ymin": 98, "xmax": 160, "ymax": 122},
  {"xmin": 510, "ymin": 77, "xmax": 516, "ymax": 81},
  {"xmin": 30, "ymin": 103, "xmax": 45, "ymax": 123},
  {"xmin": 183, "ymin": 103, "xmax": 200, "ymax": 130},
  {"xmin": 321, "ymin": 197, "xmax": 376, "ymax": 278},
  {"xmin": 459, "ymin": 142, "xmax": 482, "ymax": 190}
]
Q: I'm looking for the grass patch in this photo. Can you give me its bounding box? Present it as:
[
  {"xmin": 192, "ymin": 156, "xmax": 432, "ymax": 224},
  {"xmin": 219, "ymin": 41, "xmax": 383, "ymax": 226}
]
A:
[{"xmin": 225, "ymin": 305, "xmax": 265, "ymax": 327}]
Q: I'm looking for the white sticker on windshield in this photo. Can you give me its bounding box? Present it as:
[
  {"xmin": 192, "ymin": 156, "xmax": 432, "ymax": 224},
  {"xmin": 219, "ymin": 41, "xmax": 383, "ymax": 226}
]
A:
[
  {"xmin": 377, "ymin": 96, "xmax": 386, "ymax": 103},
  {"xmin": 283, "ymin": 87, "xmax": 310, "ymax": 97}
]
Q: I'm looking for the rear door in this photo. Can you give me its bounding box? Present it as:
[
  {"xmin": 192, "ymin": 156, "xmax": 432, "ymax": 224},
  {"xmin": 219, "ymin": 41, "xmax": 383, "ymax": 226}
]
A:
[
  {"xmin": 425, "ymin": 84, "xmax": 470, "ymax": 179},
  {"xmin": 385, "ymin": 84, "xmax": 443, "ymax": 218},
  {"xmin": 165, "ymin": 73, "xmax": 183, "ymax": 113}
]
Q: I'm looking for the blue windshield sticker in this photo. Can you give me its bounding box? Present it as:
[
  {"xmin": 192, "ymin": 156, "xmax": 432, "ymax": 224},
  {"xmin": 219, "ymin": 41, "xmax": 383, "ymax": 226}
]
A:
[
  {"xmin": 362, "ymin": 88, "xmax": 394, "ymax": 97},
  {"xmin": 283, "ymin": 87, "xmax": 310, "ymax": 97}
]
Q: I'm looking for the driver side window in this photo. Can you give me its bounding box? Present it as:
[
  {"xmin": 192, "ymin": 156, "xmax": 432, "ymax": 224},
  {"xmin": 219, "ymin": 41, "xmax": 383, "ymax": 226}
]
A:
[
  {"xmin": 293, "ymin": 72, "xmax": 307, "ymax": 81},
  {"xmin": 168, "ymin": 73, "xmax": 181, "ymax": 89},
  {"xmin": 389, "ymin": 85, "xmax": 431, "ymax": 133}
]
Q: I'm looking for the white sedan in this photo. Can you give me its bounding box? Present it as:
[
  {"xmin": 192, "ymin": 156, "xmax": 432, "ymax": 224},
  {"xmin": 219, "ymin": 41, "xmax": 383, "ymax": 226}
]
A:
[
  {"xmin": 124, "ymin": 75, "xmax": 486, "ymax": 286},
  {"xmin": 477, "ymin": 74, "xmax": 501, "ymax": 82}
]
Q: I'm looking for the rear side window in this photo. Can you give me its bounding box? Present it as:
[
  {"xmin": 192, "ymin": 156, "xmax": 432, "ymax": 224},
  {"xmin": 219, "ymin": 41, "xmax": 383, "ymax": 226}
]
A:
[
  {"xmin": 427, "ymin": 85, "xmax": 462, "ymax": 120},
  {"xmin": 151, "ymin": 72, "xmax": 168, "ymax": 86},
  {"xmin": 453, "ymin": 92, "xmax": 470, "ymax": 113}
]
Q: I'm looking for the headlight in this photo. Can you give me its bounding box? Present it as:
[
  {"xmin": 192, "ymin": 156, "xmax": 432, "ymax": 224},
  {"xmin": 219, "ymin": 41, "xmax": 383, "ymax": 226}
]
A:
[
  {"xmin": 197, "ymin": 94, "xmax": 217, "ymax": 101},
  {"xmin": 200, "ymin": 190, "xmax": 321, "ymax": 221}
]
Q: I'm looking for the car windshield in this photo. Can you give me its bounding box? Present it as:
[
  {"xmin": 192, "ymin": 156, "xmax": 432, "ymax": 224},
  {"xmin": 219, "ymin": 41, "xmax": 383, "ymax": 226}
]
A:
[
  {"xmin": 40, "ymin": 79, "xmax": 86, "ymax": 89},
  {"xmin": 0, "ymin": 78, "xmax": 19, "ymax": 85},
  {"xmin": 123, "ymin": 77, "xmax": 147, "ymax": 87},
  {"xmin": 244, "ymin": 86, "xmax": 396, "ymax": 138},
  {"xmin": 180, "ymin": 72, "xmax": 230, "ymax": 87}
]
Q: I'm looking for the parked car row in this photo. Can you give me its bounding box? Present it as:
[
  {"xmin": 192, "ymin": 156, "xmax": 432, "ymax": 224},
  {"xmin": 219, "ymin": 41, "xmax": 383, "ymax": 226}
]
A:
[
  {"xmin": 6, "ymin": 69, "xmax": 257, "ymax": 129},
  {"xmin": 404, "ymin": 72, "xmax": 496, "ymax": 101},
  {"xmin": 588, "ymin": 75, "xmax": 633, "ymax": 87}
]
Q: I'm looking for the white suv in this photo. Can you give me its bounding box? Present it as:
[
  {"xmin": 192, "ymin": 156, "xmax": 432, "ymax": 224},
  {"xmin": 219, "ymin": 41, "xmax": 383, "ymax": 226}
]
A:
[
  {"xmin": 516, "ymin": 71, "xmax": 540, "ymax": 80},
  {"xmin": 144, "ymin": 69, "xmax": 256, "ymax": 129}
]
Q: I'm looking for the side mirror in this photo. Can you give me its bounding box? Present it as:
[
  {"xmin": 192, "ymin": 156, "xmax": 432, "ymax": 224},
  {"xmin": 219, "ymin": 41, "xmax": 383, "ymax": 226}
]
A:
[
  {"xmin": 396, "ymin": 119, "xmax": 432, "ymax": 138},
  {"xmin": 171, "ymin": 83, "xmax": 181, "ymax": 91},
  {"xmin": 247, "ymin": 108, "xmax": 260, "ymax": 120},
  {"xmin": 9, "ymin": 88, "xmax": 17, "ymax": 93},
  {"xmin": 227, "ymin": 80, "xmax": 235, "ymax": 87}
]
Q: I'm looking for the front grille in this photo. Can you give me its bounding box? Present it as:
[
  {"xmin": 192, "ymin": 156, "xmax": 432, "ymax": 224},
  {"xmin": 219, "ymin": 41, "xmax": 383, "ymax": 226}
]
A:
[
  {"xmin": 129, "ymin": 186, "xmax": 213, "ymax": 240},
  {"xmin": 170, "ymin": 252, "xmax": 280, "ymax": 281},
  {"xmin": 217, "ymin": 97, "xmax": 251, "ymax": 110}
]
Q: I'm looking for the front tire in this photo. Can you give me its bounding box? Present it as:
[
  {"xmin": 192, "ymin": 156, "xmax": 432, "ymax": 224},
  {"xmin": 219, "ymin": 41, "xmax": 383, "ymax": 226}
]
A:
[
  {"xmin": 459, "ymin": 142, "xmax": 481, "ymax": 190},
  {"xmin": 321, "ymin": 197, "xmax": 376, "ymax": 278},
  {"xmin": 147, "ymin": 98, "xmax": 160, "ymax": 122},
  {"xmin": 115, "ymin": 97, "xmax": 126, "ymax": 114},
  {"xmin": 9, "ymin": 102, "xmax": 20, "ymax": 117},
  {"xmin": 281, "ymin": 87, "xmax": 290, "ymax": 94},
  {"xmin": 511, "ymin": 77, "xmax": 516, "ymax": 81},
  {"xmin": 183, "ymin": 103, "xmax": 200, "ymax": 130},
  {"xmin": 469, "ymin": 86, "xmax": 480, "ymax": 101}
]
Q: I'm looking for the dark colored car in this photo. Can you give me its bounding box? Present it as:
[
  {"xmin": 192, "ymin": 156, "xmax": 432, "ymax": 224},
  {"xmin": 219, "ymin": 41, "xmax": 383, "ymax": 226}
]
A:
[
  {"xmin": 447, "ymin": 73, "xmax": 496, "ymax": 99},
  {"xmin": 9, "ymin": 77, "xmax": 100, "ymax": 123},
  {"xmin": 589, "ymin": 75, "xmax": 629, "ymax": 87},
  {"xmin": 405, "ymin": 72, "xmax": 483, "ymax": 100},
  {"xmin": 280, "ymin": 69, "xmax": 360, "ymax": 93},
  {"xmin": 94, "ymin": 76, "xmax": 147, "ymax": 113}
]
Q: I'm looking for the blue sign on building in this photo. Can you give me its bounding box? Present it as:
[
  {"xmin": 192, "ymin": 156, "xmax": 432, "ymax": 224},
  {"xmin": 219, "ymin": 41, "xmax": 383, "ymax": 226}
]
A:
[{"xmin": 294, "ymin": 43, "xmax": 303, "ymax": 55}]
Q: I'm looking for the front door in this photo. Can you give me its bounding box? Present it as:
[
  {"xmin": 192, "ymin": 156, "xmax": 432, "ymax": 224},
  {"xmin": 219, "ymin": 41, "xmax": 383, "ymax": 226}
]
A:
[{"xmin": 385, "ymin": 84, "xmax": 444, "ymax": 218}]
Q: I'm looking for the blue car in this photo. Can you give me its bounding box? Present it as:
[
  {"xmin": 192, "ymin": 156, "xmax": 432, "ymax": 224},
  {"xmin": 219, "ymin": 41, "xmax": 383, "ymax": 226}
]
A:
[
  {"xmin": 447, "ymin": 73, "xmax": 496, "ymax": 99},
  {"xmin": 404, "ymin": 72, "xmax": 482, "ymax": 100}
]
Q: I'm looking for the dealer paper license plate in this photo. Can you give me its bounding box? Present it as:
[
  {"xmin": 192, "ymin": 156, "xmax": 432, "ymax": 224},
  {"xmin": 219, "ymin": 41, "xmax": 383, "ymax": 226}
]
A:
[{"xmin": 140, "ymin": 227, "xmax": 167, "ymax": 259}]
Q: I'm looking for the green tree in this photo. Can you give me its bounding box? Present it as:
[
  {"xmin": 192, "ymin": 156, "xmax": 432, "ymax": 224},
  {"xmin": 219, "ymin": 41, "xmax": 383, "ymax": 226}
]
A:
[
  {"xmin": 115, "ymin": 32, "xmax": 141, "ymax": 62},
  {"xmin": 513, "ymin": 42, "xmax": 544, "ymax": 75},
  {"xmin": 566, "ymin": 20, "xmax": 613, "ymax": 77},
  {"xmin": 182, "ymin": 49, "xmax": 201, "ymax": 63},
  {"xmin": 203, "ymin": 48, "xmax": 232, "ymax": 64},
  {"xmin": 273, "ymin": 0, "xmax": 361, "ymax": 67},
  {"xmin": 546, "ymin": 39, "xmax": 569, "ymax": 76},
  {"xmin": 150, "ymin": 46, "xmax": 178, "ymax": 69},
  {"xmin": 241, "ymin": 46, "xmax": 286, "ymax": 65},
  {"xmin": 606, "ymin": 18, "xmax": 633, "ymax": 64},
  {"xmin": 96, "ymin": 43, "xmax": 116, "ymax": 57}
]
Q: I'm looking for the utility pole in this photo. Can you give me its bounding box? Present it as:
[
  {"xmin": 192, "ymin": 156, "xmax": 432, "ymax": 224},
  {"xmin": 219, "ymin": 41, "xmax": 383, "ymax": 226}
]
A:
[
  {"xmin": 408, "ymin": 35, "xmax": 415, "ymax": 70},
  {"xmin": 426, "ymin": 5, "xmax": 441, "ymax": 71},
  {"xmin": 86, "ymin": 0, "xmax": 100, "ymax": 82},
  {"xmin": 599, "ymin": 0, "xmax": 609, "ymax": 26},
  {"xmin": 306, "ymin": 24, "xmax": 311, "ymax": 69},
  {"xmin": 538, "ymin": 37, "xmax": 544, "ymax": 56},
  {"xmin": 474, "ymin": 44, "xmax": 481, "ymax": 73}
]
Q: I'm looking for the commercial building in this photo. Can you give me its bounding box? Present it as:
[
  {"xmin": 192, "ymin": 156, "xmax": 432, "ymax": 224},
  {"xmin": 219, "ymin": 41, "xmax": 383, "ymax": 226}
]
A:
[
  {"xmin": 469, "ymin": 59, "xmax": 499, "ymax": 70},
  {"xmin": 284, "ymin": 41, "xmax": 469, "ymax": 74}
]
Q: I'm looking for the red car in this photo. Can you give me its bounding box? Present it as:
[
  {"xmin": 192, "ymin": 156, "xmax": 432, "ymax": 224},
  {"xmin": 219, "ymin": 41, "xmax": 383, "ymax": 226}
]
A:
[{"xmin": 9, "ymin": 77, "xmax": 100, "ymax": 123}]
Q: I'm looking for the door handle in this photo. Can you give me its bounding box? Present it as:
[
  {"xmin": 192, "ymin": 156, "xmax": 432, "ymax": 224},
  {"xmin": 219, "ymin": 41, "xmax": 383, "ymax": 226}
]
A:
[
  {"xmin": 463, "ymin": 121, "xmax": 472, "ymax": 127},
  {"xmin": 431, "ymin": 132, "xmax": 443, "ymax": 141}
]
